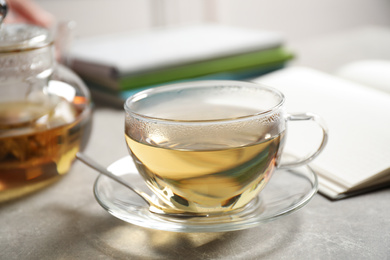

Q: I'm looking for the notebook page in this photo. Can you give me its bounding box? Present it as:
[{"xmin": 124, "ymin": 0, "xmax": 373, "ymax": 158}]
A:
[{"xmin": 254, "ymin": 67, "xmax": 390, "ymax": 193}]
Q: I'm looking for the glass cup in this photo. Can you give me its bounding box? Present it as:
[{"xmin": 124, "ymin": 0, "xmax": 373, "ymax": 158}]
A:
[{"xmin": 124, "ymin": 80, "xmax": 327, "ymax": 215}]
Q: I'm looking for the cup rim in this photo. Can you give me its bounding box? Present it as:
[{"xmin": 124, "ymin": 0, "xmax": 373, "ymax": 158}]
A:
[{"xmin": 124, "ymin": 80, "xmax": 285, "ymax": 123}]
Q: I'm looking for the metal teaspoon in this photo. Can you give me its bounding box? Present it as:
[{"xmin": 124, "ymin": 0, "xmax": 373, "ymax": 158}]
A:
[{"xmin": 76, "ymin": 152, "xmax": 209, "ymax": 218}]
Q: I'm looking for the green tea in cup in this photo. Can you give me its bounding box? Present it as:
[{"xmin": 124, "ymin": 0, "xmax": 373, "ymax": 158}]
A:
[{"xmin": 124, "ymin": 81, "xmax": 327, "ymax": 214}]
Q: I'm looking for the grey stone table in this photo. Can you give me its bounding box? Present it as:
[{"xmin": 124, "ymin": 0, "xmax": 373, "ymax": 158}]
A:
[{"xmin": 1, "ymin": 108, "xmax": 389, "ymax": 260}]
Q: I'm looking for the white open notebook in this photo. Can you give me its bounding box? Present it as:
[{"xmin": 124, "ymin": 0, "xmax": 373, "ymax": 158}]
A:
[{"xmin": 254, "ymin": 66, "xmax": 390, "ymax": 199}]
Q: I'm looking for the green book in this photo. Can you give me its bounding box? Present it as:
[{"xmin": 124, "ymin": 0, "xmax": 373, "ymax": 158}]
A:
[
  {"xmin": 68, "ymin": 24, "xmax": 293, "ymax": 91},
  {"xmin": 78, "ymin": 46, "xmax": 293, "ymax": 91},
  {"xmin": 87, "ymin": 63, "xmax": 286, "ymax": 107}
]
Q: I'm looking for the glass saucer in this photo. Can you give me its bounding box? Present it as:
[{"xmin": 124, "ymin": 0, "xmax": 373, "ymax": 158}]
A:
[{"xmin": 93, "ymin": 156, "xmax": 318, "ymax": 233}]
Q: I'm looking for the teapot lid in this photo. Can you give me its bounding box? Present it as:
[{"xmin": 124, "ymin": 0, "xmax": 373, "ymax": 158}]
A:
[{"xmin": 0, "ymin": 0, "xmax": 53, "ymax": 52}]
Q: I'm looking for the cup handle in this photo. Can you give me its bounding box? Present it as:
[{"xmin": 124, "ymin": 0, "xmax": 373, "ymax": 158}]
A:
[{"xmin": 278, "ymin": 113, "xmax": 328, "ymax": 169}]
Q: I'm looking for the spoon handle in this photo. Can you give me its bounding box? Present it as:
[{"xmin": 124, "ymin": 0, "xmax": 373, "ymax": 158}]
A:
[
  {"xmin": 76, "ymin": 152, "xmax": 209, "ymax": 218},
  {"xmin": 75, "ymin": 152, "xmax": 150, "ymax": 205}
]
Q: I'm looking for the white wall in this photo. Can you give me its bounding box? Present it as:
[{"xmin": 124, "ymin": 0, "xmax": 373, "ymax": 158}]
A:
[
  {"xmin": 213, "ymin": 0, "xmax": 390, "ymax": 41},
  {"xmin": 36, "ymin": 0, "xmax": 390, "ymax": 42},
  {"xmin": 35, "ymin": 0, "xmax": 153, "ymax": 37}
]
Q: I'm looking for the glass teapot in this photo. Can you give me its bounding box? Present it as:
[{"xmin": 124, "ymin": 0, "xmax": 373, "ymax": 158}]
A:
[{"xmin": 0, "ymin": 2, "xmax": 92, "ymax": 202}]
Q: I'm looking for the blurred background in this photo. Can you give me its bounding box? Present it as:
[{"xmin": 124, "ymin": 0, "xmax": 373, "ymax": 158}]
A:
[
  {"xmin": 35, "ymin": 0, "xmax": 390, "ymax": 73},
  {"xmin": 35, "ymin": 0, "xmax": 390, "ymax": 41}
]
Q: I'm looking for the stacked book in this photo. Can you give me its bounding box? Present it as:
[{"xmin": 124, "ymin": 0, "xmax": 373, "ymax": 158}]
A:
[{"xmin": 67, "ymin": 23, "xmax": 294, "ymax": 106}]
